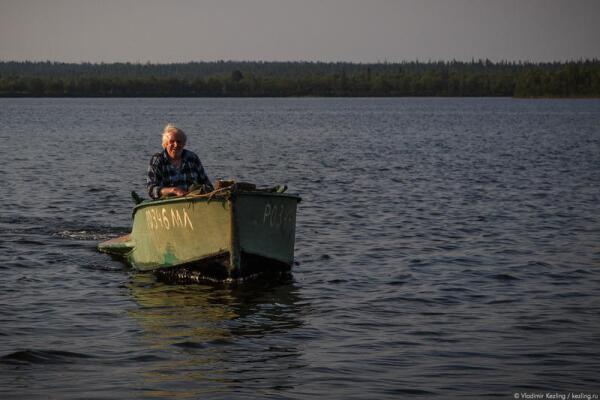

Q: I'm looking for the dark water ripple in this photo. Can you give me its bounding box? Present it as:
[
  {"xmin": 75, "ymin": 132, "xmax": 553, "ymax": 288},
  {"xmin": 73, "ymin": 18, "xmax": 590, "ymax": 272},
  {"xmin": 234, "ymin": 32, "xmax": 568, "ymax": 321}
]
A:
[{"xmin": 1, "ymin": 98, "xmax": 599, "ymax": 399}]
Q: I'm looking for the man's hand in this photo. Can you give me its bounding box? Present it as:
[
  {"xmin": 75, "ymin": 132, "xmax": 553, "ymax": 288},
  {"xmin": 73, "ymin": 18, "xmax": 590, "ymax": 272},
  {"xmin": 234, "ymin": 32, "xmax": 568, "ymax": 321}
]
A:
[{"xmin": 161, "ymin": 187, "xmax": 188, "ymax": 197}]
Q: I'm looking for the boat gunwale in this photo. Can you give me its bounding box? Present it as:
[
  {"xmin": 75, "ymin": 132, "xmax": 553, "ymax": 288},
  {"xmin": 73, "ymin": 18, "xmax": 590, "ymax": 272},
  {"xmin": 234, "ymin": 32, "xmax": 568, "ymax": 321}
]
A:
[{"xmin": 132, "ymin": 191, "xmax": 301, "ymax": 214}]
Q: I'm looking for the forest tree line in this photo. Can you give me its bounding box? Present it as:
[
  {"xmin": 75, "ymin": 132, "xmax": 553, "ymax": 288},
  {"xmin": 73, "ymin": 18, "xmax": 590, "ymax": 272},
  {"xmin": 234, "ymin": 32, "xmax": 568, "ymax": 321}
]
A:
[{"xmin": 0, "ymin": 60, "xmax": 599, "ymax": 97}]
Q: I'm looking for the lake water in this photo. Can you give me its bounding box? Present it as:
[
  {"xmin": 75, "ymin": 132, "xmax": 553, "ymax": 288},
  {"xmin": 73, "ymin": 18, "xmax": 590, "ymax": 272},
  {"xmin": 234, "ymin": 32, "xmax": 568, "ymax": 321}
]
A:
[{"xmin": 1, "ymin": 97, "xmax": 599, "ymax": 399}]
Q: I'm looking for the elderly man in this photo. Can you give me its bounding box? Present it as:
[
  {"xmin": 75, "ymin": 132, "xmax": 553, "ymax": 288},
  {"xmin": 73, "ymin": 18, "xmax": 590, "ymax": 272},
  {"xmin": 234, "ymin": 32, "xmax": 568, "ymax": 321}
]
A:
[{"xmin": 147, "ymin": 123, "xmax": 213, "ymax": 199}]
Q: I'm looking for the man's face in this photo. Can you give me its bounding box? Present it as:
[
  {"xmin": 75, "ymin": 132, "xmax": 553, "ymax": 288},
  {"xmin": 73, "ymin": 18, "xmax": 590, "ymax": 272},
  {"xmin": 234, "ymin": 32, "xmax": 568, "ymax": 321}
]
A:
[{"xmin": 164, "ymin": 132, "xmax": 185, "ymax": 159}]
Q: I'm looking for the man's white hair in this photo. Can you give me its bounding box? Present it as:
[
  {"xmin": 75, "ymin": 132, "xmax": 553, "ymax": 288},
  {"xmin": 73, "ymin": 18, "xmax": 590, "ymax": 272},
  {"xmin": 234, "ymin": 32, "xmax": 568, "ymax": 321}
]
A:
[{"xmin": 161, "ymin": 123, "xmax": 187, "ymax": 145}]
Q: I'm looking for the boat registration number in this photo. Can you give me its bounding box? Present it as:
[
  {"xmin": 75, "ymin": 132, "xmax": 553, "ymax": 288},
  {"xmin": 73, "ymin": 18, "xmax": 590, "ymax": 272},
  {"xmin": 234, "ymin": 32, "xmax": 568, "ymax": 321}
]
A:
[
  {"xmin": 263, "ymin": 203, "xmax": 295, "ymax": 231},
  {"xmin": 145, "ymin": 207, "xmax": 194, "ymax": 231}
]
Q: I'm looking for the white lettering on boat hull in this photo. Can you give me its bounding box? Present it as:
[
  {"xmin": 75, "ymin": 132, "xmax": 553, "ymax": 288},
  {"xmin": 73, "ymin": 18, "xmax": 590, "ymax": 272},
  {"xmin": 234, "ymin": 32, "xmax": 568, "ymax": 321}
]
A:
[
  {"xmin": 145, "ymin": 208, "xmax": 194, "ymax": 231},
  {"xmin": 263, "ymin": 202, "xmax": 295, "ymax": 236}
]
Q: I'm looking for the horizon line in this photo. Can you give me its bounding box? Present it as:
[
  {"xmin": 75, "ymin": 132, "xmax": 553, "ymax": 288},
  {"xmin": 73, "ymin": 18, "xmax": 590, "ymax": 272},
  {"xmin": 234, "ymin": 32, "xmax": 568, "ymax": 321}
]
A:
[{"xmin": 1, "ymin": 57, "xmax": 599, "ymax": 65}]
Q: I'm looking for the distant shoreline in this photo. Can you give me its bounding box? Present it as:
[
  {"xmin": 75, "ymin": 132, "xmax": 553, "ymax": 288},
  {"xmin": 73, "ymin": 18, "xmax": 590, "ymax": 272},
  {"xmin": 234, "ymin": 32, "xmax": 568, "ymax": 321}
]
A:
[
  {"xmin": 1, "ymin": 60, "xmax": 599, "ymax": 98},
  {"xmin": 2, "ymin": 95, "xmax": 599, "ymax": 99}
]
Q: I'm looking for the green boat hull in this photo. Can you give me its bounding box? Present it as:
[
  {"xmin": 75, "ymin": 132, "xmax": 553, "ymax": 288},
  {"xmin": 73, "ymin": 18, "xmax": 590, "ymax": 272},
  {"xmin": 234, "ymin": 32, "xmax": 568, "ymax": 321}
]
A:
[{"xmin": 99, "ymin": 190, "xmax": 300, "ymax": 281}]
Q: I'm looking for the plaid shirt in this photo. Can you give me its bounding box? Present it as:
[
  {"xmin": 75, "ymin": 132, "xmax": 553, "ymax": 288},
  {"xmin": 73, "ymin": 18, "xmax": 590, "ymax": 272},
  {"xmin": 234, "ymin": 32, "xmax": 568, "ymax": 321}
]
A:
[{"xmin": 147, "ymin": 149, "xmax": 213, "ymax": 199}]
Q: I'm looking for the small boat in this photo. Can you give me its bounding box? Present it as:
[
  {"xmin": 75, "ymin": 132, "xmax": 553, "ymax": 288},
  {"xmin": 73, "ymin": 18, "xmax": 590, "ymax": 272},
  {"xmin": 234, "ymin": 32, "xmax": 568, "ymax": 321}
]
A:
[{"xmin": 98, "ymin": 182, "xmax": 301, "ymax": 282}]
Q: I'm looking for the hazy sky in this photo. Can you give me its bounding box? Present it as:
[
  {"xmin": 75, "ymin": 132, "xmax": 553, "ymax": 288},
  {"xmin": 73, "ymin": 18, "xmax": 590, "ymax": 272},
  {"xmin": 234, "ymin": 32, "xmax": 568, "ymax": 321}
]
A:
[{"xmin": 1, "ymin": 0, "xmax": 599, "ymax": 63}]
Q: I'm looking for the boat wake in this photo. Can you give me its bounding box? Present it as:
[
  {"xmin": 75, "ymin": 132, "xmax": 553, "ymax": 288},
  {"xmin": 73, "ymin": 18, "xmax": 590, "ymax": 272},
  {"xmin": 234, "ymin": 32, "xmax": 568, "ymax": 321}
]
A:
[
  {"xmin": 53, "ymin": 229, "xmax": 126, "ymax": 241},
  {"xmin": 0, "ymin": 349, "xmax": 95, "ymax": 365}
]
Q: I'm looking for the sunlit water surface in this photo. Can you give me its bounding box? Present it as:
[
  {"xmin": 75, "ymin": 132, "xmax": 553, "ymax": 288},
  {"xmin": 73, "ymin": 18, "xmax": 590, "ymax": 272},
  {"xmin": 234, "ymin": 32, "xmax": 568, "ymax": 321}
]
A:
[{"xmin": 1, "ymin": 98, "xmax": 599, "ymax": 399}]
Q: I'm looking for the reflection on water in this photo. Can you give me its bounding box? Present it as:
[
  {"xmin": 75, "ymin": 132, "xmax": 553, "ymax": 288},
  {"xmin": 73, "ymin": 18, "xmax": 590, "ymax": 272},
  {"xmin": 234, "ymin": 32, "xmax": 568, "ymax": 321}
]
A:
[
  {"xmin": 129, "ymin": 274, "xmax": 236, "ymax": 347},
  {"xmin": 127, "ymin": 272, "xmax": 306, "ymax": 398}
]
